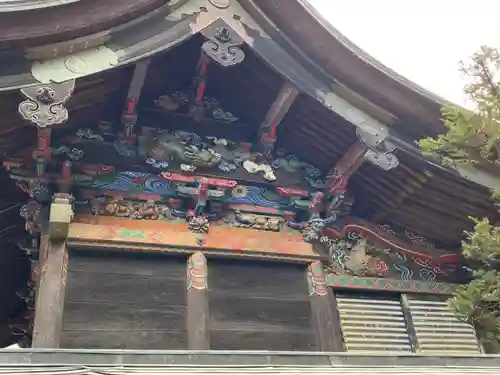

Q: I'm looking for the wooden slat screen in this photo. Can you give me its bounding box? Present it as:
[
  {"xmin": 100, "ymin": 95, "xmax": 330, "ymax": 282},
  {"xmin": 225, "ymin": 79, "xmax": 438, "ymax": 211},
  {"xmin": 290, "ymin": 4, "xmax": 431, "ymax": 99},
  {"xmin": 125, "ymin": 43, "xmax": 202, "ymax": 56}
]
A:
[
  {"xmin": 405, "ymin": 295, "xmax": 481, "ymax": 354},
  {"xmin": 335, "ymin": 293, "xmax": 412, "ymax": 352},
  {"xmin": 208, "ymin": 258, "xmax": 316, "ymax": 351},
  {"xmin": 60, "ymin": 249, "xmax": 187, "ymax": 349}
]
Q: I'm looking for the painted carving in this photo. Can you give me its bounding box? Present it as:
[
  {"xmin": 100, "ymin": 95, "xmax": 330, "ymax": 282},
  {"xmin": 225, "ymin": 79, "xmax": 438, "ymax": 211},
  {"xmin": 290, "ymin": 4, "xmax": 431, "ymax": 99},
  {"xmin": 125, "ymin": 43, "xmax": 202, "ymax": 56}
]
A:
[
  {"xmin": 201, "ymin": 20, "xmax": 245, "ymax": 67},
  {"xmin": 114, "ymin": 140, "xmax": 136, "ymax": 157},
  {"xmin": 91, "ymin": 198, "xmax": 172, "ymax": 220},
  {"xmin": 146, "ymin": 157, "xmax": 169, "ymax": 169},
  {"xmin": 20, "ymin": 201, "xmax": 43, "ymax": 235},
  {"xmin": 298, "ymin": 216, "xmax": 336, "ymax": 244},
  {"xmin": 51, "ymin": 145, "xmax": 84, "ymax": 160},
  {"xmin": 272, "ymin": 149, "xmax": 325, "ymax": 188},
  {"xmin": 154, "ymin": 92, "xmax": 189, "ymax": 112},
  {"xmin": 76, "ymin": 128, "xmax": 104, "ymax": 141},
  {"xmin": 187, "ymin": 252, "xmax": 207, "ymax": 290},
  {"xmin": 242, "ymin": 160, "xmax": 276, "ymax": 181},
  {"xmin": 228, "ymin": 210, "xmax": 284, "ymax": 231},
  {"xmin": 155, "ymin": 92, "xmax": 239, "ymax": 123},
  {"xmin": 141, "ymin": 130, "xmax": 222, "ymax": 168},
  {"xmin": 321, "ymin": 220, "xmax": 463, "ymax": 285},
  {"xmin": 18, "ymin": 81, "xmax": 75, "ymax": 128},
  {"xmin": 187, "ymin": 214, "xmax": 209, "ymax": 234},
  {"xmin": 308, "ymin": 261, "xmax": 328, "ymax": 296}
]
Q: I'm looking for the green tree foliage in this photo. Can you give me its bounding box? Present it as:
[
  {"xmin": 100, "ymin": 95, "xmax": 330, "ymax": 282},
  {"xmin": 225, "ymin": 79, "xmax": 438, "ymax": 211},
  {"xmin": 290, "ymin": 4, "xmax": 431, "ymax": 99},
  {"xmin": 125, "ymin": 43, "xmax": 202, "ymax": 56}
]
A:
[{"xmin": 419, "ymin": 46, "xmax": 500, "ymax": 351}]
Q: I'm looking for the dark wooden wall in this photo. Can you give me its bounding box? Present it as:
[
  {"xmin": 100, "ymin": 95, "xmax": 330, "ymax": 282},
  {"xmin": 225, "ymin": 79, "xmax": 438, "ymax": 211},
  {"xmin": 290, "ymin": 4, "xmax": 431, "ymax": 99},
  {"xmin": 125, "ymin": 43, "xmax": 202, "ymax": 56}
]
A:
[
  {"xmin": 60, "ymin": 250, "xmax": 187, "ymax": 349},
  {"xmin": 208, "ymin": 258, "xmax": 316, "ymax": 351}
]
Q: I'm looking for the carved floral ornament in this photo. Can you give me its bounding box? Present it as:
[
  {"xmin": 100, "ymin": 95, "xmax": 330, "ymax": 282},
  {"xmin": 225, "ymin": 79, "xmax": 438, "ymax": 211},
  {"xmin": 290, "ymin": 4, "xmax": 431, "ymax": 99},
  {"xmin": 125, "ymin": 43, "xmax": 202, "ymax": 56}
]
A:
[{"xmin": 18, "ymin": 80, "xmax": 75, "ymax": 128}]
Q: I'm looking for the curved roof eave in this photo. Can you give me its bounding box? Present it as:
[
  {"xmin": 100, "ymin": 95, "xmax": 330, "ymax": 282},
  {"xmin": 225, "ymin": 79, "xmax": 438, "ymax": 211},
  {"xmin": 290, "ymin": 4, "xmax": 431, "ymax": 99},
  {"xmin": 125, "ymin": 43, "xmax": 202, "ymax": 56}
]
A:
[{"xmin": 0, "ymin": 0, "xmax": 498, "ymax": 193}]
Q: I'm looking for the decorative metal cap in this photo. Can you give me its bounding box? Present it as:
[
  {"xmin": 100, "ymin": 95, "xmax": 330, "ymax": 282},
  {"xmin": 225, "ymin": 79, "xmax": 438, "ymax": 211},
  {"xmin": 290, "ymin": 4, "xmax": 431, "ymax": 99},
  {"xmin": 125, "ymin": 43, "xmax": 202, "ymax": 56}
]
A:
[{"xmin": 18, "ymin": 80, "xmax": 75, "ymax": 128}]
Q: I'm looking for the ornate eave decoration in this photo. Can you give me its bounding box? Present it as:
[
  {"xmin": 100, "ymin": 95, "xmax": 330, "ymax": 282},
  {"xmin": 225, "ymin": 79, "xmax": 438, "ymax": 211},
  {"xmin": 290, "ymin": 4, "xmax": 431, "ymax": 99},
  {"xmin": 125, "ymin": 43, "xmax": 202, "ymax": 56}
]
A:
[
  {"xmin": 201, "ymin": 19, "xmax": 245, "ymax": 67},
  {"xmin": 18, "ymin": 81, "xmax": 75, "ymax": 128}
]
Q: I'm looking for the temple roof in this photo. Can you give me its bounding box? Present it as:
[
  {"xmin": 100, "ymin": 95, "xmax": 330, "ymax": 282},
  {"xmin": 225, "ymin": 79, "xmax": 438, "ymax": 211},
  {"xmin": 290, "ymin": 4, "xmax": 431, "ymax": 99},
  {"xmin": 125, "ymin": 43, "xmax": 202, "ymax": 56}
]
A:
[
  {"xmin": 0, "ymin": 0, "xmax": 496, "ymax": 246},
  {"xmin": 0, "ymin": 0, "xmax": 497, "ymax": 346}
]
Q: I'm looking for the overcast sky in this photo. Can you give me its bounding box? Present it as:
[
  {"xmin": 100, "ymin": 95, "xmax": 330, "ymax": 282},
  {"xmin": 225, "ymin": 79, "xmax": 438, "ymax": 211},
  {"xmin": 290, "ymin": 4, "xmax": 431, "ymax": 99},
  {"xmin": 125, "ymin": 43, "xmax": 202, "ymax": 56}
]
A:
[{"xmin": 308, "ymin": 0, "xmax": 500, "ymax": 106}]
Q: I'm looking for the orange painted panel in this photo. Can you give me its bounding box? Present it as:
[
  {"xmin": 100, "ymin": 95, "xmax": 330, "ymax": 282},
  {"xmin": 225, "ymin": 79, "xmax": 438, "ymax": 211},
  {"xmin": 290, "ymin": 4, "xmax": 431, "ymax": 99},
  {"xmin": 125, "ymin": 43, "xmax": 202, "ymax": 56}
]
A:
[{"xmin": 69, "ymin": 216, "xmax": 316, "ymax": 258}]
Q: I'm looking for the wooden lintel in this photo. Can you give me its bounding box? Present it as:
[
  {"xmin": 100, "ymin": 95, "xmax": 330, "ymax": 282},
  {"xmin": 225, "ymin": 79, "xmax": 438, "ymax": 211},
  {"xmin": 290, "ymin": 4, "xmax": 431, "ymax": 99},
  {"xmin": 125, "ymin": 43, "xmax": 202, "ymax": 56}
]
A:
[
  {"xmin": 258, "ymin": 81, "xmax": 299, "ymax": 154},
  {"xmin": 68, "ymin": 215, "xmax": 318, "ymax": 261},
  {"xmin": 186, "ymin": 252, "xmax": 209, "ymax": 349}
]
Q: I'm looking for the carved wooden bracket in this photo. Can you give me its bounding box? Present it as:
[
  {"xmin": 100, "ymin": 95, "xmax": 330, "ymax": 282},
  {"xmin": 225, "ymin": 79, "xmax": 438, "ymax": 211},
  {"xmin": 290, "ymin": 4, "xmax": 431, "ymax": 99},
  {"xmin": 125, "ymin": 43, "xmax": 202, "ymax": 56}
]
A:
[
  {"xmin": 18, "ymin": 80, "xmax": 75, "ymax": 128},
  {"xmin": 48, "ymin": 193, "xmax": 74, "ymax": 240}
]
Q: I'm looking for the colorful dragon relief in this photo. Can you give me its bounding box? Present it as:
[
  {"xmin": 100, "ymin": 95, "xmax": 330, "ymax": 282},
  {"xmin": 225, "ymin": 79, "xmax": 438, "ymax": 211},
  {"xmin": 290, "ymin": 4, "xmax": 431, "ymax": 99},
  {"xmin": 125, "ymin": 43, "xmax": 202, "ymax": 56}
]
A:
[{"xmin": 320, "ymin": 220, "xmax": 464, "ymax": 285}]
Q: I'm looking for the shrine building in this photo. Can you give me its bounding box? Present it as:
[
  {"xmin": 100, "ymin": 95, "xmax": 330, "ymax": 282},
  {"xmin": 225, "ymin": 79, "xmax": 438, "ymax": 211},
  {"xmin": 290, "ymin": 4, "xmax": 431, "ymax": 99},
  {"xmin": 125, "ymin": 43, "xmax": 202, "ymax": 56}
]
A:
[{"xmin": 0, "ymin": 0, "xmax": 499, "ymax": 373}]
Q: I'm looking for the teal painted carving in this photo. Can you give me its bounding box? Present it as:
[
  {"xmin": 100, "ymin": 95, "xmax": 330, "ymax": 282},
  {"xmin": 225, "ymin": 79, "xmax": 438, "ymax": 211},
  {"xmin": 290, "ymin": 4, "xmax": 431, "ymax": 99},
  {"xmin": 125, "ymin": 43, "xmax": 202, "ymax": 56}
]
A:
[{"xmin": 118, "ymin": 230, "xmax": 147, "ymax": 240}]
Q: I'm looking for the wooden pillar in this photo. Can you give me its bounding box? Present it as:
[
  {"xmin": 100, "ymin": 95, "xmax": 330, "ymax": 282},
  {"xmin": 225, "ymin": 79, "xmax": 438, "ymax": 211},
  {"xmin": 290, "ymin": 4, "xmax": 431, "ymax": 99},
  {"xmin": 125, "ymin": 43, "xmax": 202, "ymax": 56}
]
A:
[
  {"xmin": 186, "ymin": 252, "xmax": 209, "ymax": 349},
  {"xmin": 31, "ymin": 240, "xmax": 67, "ymax": 348},
  {"xmin": 31, "ymin": 193, "xmax": 73, "ymax": 348},
  {"xmin": 306, "ymin": 261, "xmax": 340, "ymax": 351}
]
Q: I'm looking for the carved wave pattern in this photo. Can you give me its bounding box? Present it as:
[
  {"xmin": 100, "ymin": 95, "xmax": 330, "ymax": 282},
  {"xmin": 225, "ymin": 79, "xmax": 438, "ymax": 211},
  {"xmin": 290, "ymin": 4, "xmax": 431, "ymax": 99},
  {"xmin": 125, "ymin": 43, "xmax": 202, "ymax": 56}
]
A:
[
  {"xmin": 226, "ymin": 186, "xmax": 293, "ymax": 209},
  {"xmin": 90, "ymin": 171, "xmax": 175, "ymax": 196}
]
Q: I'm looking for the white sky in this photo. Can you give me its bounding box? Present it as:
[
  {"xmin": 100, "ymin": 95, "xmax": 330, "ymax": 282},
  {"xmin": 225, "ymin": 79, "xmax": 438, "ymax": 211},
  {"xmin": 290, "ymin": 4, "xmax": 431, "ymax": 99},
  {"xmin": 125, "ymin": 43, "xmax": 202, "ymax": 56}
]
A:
[{"xmin": 308, "ymin": 0, "xmax": 500, "ymax": 106}]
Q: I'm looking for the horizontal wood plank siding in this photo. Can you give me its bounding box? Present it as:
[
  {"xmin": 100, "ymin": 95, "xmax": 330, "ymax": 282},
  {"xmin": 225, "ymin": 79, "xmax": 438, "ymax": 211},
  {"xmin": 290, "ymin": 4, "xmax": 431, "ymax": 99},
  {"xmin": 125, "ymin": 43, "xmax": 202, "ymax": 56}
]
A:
[
  {"xmin": 208, "ymin": 259, "xmax": 316, "ymax": 351},
  {"xmin": 405, "ymin": 295, "xmax": 481, "ymax": 354},
  {"xmin": 60, "ymin": 249, "xmax": 187, "ymax": 349},
  {"xmin": 335, "ymin": 293, "xmax": 412, "ymax": 352}
]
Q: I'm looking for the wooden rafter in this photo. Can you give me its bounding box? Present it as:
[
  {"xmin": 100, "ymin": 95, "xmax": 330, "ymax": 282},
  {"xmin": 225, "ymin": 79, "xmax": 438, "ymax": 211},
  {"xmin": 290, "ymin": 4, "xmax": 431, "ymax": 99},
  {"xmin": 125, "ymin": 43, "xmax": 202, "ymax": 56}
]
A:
[
  {"xmin": 373, "ymin": 169, "xmax": 433, "ymax": 223},
  {"xmin": 325, "ymin": 140, "xmax": 367, "ymax": 194},
  {"xmin": 120, "ymin": 59, "xmax": 151, "ymax": 139},
  {"xmin": 257, "ymin": 81, "xmax": 299, "ymax": 156}
]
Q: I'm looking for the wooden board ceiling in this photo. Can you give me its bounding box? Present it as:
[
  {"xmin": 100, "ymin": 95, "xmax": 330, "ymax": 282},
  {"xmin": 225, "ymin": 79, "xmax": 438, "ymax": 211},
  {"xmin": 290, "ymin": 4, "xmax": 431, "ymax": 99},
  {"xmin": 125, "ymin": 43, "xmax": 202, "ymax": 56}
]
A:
[{"xmin": 0, "ymin": 35, "xmax": 496, "ymax": 249}]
